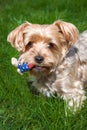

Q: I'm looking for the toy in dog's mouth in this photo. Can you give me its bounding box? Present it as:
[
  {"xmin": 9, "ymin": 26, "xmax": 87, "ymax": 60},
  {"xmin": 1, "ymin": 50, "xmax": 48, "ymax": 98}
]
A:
[{"xmin": 11, "ymin": 57, "xmax": 50, "ymax": 74}]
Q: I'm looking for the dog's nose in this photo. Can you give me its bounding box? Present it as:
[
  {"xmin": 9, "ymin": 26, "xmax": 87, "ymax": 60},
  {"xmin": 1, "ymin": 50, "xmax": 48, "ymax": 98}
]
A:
[{"xmin": 35, "ymin": 56, "xmax": 44, "ymax": 64}]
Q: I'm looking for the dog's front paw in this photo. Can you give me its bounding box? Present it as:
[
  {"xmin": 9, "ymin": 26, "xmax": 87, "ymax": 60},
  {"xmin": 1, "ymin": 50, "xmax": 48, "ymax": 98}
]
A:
[{"xmin": 64, "ymin": 95, "xmax": 86, "ymax": 113}]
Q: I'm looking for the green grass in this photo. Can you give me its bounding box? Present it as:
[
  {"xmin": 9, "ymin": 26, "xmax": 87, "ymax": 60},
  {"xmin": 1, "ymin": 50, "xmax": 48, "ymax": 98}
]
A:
[{"xmin": 0, "ymin": 0, "xmax": 87, "ymax": 129}]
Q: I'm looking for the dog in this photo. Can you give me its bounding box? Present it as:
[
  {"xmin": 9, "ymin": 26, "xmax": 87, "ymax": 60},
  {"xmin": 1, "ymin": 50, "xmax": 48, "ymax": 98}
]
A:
[{"xmin": 7, "ymin": 20, "xmax": 87, "ymax": 111}]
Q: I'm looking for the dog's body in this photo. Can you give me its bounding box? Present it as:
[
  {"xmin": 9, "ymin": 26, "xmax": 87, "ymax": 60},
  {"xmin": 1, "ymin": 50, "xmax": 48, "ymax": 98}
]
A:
[{"xmin": 7, "ymin": 20, "xmax": 87, "ymax": 111}]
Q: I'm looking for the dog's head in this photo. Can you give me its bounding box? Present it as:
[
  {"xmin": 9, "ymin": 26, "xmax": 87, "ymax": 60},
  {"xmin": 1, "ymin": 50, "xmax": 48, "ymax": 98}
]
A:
[{"xmin": 7, "ymin": 20, "xmax": 79, "ymax": 75}]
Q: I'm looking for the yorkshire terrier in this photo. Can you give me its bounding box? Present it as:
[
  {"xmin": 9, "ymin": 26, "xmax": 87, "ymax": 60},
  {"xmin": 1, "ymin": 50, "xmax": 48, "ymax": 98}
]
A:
[{"xmin": 7, "ymin": 20, "xmax": 87, "ymax": 111}]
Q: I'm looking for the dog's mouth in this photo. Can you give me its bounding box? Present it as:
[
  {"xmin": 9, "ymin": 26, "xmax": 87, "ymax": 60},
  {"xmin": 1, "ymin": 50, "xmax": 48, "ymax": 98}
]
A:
[{"xmin": 32, "ymin": 65, "xmax": 49, "ymax": 72}]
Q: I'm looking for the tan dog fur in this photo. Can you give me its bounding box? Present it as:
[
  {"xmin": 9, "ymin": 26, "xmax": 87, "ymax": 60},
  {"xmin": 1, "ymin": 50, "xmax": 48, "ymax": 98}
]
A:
[{"xmin": 7, "ymin": 20, "xmax": 87, "ymax": 111}]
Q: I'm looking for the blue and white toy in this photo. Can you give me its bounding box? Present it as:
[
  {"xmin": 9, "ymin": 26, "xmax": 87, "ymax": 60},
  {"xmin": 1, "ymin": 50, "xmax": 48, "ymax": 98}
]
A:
[
  {"xmin": 18, "ymin": 63, "xmax": 31, "ymax": 73},
  {"xmin": 11, "ymin": 57, "xmax": 34, "ymax": 75}
]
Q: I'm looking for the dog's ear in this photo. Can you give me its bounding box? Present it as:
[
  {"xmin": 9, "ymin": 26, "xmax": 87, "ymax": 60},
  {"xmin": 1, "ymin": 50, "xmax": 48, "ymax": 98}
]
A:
[
  {"xmin": 53, "ymin": 20, "xmax": 79, "ymax": 48},
  {"xmin": 7, "ymin": 22, "xmax": 31, "ymax": 52}
]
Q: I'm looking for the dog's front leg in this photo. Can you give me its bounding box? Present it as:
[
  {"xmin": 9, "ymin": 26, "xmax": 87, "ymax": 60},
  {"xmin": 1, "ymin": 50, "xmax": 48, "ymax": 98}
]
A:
[{"xmin": 54, "ymin": 80, "xmax": 86, "ymax": 111}]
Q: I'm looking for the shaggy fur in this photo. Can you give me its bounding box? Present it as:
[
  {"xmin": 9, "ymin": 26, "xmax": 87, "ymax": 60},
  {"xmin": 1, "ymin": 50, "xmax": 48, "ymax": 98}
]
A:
[{"xmin": 7, "ymin": 20, "xmax": 87, "ymax": 111}]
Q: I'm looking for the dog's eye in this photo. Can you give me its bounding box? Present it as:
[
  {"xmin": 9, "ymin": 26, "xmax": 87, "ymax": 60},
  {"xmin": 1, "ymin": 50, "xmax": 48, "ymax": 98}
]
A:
[
  {"xmin": 25, "ymin": 41, "xmax": 33, "ymax": 51},
  {"xmin": 26, "ymin": 41, "xmax": 33, "ymax": 49},
  {"xmin": 27, "ymin": 41, "xmax": 33, "ymax": 48},
  {"xmin": 47, "ymin": 43, "xmax": 54, "ymax": 49}
]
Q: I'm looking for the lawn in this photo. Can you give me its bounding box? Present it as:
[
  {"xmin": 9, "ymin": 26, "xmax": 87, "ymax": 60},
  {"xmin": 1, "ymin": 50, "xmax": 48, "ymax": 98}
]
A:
[{"xmin": 0, "ymin": 0, "xmax": 87, "ymax": 129}]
